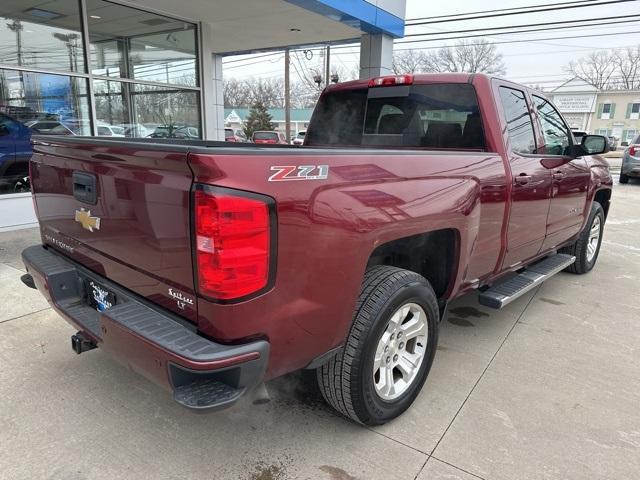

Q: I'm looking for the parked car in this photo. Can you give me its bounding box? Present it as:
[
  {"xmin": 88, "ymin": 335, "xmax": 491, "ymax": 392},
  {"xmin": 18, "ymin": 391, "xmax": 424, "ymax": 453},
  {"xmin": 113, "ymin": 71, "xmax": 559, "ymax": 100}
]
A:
[
  {"xmin": 607, "ymin": 136, "xmax": 618, "ymax": 151},
  {"xmin": 23, "ymin": 73, "xmax": 612, "ymax": 425},
  {"xmin": 25, "ymin": 120, "xmax": 75, "ymax": 135},
  {"xmin": 620, "ymin": 133, "xmax": 640, "ymax": 184},
  {"xmin": 173, "ymin": 126, "xmax": 199, "ymax": 139},
  {"xmin": 224, "ymin": 128, "xmax": 245, "ymax": 142},
  {"xmin": 252, "ymin": 130, "xmax": 287, "ymax": 144},
  {"xmin": 571, "ymin": 129, "xmax": 588, "ymax": 143},
  {"xmin": 118, "ymin": 123, "xmax": 150, "ymax": 137},
  {"xmin": 0, "ymin": 113, "xmax": 32, "ymax": 193},
  {"xmin": 292, "ymin": 130, "xmax": 306, "ymax": 146},
  {"xmin": 96, "ymin": 124, "xmax": 125, "ymax": 137},
  {"xmin": 148, "ymin": 125, "xmax": 199, "ymax": 139}
]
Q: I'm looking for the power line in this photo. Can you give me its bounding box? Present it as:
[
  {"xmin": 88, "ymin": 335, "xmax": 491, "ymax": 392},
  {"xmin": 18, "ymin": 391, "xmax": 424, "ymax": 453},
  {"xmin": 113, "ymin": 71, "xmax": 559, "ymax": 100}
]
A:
[
  {"xmin": 405, "ymin": 0, "xmax": 636, "ymax": 26},
  {"xmin": 223, "ymin": 51, "xmax": 283, "ymax": 65},
  {"xmin": 405, "ymin": 0, "xmax": 594, "ymax": 22},
  {"xmin": 404, "ymin": 15, "xmax": 640, "ymax": 38},
  {"xmin": 396, "ymin": 28, "xmax": 640, "ymax": 46}
]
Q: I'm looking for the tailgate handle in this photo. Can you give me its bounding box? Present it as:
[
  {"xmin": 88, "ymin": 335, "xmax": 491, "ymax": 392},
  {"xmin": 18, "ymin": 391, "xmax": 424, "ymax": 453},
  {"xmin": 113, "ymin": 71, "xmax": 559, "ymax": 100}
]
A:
[{"xmin": 73, "ymin": 172, "xmax": 97, "ymax": 205}]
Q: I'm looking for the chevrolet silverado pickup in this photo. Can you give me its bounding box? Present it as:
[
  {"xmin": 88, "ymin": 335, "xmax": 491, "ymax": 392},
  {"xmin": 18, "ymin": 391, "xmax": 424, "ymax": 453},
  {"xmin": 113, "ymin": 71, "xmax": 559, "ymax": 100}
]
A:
[{"xmin": 22, "ymin": 73, "xmax": 612, "ymax": 425}]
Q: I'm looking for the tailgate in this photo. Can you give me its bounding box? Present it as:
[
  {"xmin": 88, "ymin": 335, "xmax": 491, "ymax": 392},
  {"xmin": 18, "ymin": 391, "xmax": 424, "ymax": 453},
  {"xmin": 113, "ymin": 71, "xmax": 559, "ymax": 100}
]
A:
[{"xmin": 30, "ymin": 137, "xmax": 197, "ymax": 323}]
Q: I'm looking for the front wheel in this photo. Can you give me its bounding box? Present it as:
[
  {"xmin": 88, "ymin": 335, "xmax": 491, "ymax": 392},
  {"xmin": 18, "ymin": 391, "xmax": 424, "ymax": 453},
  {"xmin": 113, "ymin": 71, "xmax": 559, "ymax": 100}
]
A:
[
  {"xmin": 619, "ymin": 173, "xmax": 629, "ymax": 184},
  {"xmin": 560, "ymin": 202, "xmax": 605, "ymax": 274},
  {"xmin": 316, "ymin": 266, "xmax": 439, "ymax": 425}
]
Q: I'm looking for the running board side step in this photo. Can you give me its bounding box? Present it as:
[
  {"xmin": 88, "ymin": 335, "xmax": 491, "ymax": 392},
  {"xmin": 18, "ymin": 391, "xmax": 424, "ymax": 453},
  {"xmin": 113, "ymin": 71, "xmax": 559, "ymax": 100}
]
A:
[{"xmin": 479, "ymin": 254, "xmax": 575, "ymax": 309}]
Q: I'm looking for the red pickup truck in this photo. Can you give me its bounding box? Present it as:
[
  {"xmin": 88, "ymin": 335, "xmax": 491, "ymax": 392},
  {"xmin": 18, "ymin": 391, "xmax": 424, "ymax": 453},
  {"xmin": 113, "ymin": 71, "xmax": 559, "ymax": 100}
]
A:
[{"xmin": 22, "ymin": 73, "xmax": 612, "ymax": 425}]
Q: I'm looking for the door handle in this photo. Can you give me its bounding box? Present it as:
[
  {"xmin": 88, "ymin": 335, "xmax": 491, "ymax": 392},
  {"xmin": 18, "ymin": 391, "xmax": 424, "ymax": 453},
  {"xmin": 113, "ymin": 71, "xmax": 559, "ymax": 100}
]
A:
[
  {"xmin": 552, "ymin": 171, "xmax": 565, "ymax": 180},
  {"xmin": 514, "ymin": 174, "xmax": 532, "ymax": 185}
]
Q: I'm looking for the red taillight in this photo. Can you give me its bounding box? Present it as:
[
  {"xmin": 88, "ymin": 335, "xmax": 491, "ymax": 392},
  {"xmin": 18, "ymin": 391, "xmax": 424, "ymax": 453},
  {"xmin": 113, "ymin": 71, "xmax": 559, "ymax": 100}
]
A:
[
  {"xmin": 194, "ymin": 188, "xmax": 271, "ymax": 300},
  {"xmin": 368, "ymin": 75, "xmax": 414, "ymax": 88},
  {"xmin": 630, "ymin": 145, "xmax": 638, "ymax": 156}
]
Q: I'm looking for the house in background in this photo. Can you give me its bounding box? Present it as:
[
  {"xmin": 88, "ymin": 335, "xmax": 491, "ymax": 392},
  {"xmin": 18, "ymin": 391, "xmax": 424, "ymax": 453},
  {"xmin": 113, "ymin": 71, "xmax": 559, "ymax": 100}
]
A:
[{"xmin": 551, "ymin": 78, "xmax": 640, "ymax": 145}]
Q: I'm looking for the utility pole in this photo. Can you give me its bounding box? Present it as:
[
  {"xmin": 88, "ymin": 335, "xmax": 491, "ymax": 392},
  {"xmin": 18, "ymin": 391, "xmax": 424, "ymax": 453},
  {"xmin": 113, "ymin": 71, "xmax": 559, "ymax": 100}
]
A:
[
  {"xmin": 7, "ymin": 20, "xmax": 23, "ymax": 66},
  {"xmin": 284, "ymin": 48, "xmax": 291, "ymax": 143},
  {"xmin": 325, "ymin": 44, "xmax": 330, "ymax": 87}
]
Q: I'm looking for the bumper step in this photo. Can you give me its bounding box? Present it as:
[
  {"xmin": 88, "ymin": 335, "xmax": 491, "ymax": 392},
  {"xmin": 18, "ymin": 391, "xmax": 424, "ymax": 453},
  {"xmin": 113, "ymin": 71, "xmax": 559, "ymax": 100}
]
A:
[
  {"xmin": 174, "ymin": 379, "xmax": 244, "ymax": 410},
  {"xmin": 479, "ymin": 253, "xmax": 575, "ymax": 309}
]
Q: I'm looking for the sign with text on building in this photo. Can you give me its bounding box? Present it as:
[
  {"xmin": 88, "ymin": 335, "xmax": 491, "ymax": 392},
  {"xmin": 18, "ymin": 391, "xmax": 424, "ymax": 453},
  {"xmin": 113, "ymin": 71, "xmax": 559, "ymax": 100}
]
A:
[
  {"xmin": 552, "ymin": 94, "xmax": 597, "ymax": 113},
  {"xmin": 562, "ymin": 114, "xmax": 586, "ymax": 129}
]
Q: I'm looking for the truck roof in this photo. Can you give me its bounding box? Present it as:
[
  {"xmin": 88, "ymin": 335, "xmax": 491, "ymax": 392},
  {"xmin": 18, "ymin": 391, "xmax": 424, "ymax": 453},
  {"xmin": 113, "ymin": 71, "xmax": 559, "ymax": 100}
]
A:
[
  {"xmin": 326, "ymin": 73, "xmax": 479, "ymax": 92},
  {"xmin": 325, "ymin": 72, "xmax": 548, "ymax": 99}
]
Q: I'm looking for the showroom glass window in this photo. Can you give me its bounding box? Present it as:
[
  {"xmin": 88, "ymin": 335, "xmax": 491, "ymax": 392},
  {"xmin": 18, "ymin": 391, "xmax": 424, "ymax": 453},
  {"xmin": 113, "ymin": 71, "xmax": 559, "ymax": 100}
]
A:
[
  {"xmin": 86, "ymin": 0, "xmax": 200, "ymax": 139},
  {"xmin": 0, "ymin": 1, "xmax": 202, "ymax": 195},
  {"xmin": 0, "ymin": 1, "xmax": 90, "ymax": 195}
]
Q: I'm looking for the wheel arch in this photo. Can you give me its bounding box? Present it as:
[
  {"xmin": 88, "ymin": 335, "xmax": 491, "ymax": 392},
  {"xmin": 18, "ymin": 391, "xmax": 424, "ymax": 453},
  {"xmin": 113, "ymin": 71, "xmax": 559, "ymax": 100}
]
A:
[
  {"xmin": 365, "ymin": 228, "xmax": 460, "ymax": 301},
  {"xmin": 593, "ymin": 188, "xmax": 612, "ymax": 219}
]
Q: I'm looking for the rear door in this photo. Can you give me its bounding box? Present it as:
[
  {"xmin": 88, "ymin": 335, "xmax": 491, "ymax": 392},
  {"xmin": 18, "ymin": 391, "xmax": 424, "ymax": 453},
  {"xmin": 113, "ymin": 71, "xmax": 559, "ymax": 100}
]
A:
[
  {"xmin": 30, "ymin": 138, "xmax": 198, "ymax": 322},
  {"xmin": 495, "ymin": 84, "xmax": 553, "ymax": 269},
  {"xmin": 531, "ymin": 95, "xmax": 590, "ymax": 250}
]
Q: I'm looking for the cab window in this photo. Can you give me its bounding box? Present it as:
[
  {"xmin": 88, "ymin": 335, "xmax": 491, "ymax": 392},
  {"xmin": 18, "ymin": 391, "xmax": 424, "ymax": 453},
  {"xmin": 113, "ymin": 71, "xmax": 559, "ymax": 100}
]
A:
[
  {"xmin": 533, "ymin": 95, "xmax": 572, "ymax": 156},
  {"xmin": 306, "ymin": 83, "xmax": 485, "ymax": 150},
  {"xmin": 497, "ymin": 87, "xmax": 537, "ymax": 155}
]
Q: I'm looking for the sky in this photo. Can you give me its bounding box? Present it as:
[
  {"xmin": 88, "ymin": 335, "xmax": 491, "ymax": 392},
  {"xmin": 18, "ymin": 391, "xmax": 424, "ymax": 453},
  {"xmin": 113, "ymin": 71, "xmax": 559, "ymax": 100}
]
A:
[{"xmin": 223, "ymin": 0, "xmax": 640, "ymax": 90}]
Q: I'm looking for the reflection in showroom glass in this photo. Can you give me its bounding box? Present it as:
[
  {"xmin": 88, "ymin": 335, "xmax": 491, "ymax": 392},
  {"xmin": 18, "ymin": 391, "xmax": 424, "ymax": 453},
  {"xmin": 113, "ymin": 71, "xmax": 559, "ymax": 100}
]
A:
[{"xmin": 0, "ymin": 69, "xmax": 90, "ymax": 195}]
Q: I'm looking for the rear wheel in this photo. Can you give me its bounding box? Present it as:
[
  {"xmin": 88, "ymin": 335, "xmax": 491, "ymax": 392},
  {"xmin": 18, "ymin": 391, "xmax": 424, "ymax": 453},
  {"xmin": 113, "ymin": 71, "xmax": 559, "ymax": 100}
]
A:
[
  {"xmin": 560, "ymin": 202, "xmax": 605, "ymax": 274},
  {"xmin": 316, "ymin": 266, "xmax": 439, "ymax": 425},
  {"xmin": 619, "ymin": 173, "xmax": 629, "ymax": 184}
]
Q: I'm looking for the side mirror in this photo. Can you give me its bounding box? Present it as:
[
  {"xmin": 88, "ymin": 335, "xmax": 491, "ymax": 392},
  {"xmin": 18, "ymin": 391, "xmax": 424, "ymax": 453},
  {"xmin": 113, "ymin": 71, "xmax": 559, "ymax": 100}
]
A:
[
  {"xmin": 581, "ymin": 135, "xmax": 609, "ymax": 155},
  {"xmin": 0, "ymin": 124, "xmax": 10, "ymax": 136}
]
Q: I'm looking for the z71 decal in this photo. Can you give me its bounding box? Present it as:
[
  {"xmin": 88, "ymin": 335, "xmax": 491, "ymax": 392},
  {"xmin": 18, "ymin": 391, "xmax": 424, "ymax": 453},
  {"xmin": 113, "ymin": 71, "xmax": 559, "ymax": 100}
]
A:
[{"xmin": 268, "ymin": 165, "xmax": 329, "ymax": 182}]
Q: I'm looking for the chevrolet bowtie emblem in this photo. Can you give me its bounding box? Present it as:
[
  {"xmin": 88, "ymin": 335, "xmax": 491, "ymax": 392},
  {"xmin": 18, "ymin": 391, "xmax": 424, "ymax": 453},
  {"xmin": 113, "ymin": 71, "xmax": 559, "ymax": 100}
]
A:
[{"xmin": 75, "ymin": 208, "xmax": 101, "ymax": 232}]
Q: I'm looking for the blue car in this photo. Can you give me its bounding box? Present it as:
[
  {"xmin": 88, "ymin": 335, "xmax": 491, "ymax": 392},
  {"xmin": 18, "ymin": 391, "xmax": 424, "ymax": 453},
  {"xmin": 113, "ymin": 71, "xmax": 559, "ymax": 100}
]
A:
[{"xmin": 0, "ymin": 113, "xmax": 32, "ymax": 193}]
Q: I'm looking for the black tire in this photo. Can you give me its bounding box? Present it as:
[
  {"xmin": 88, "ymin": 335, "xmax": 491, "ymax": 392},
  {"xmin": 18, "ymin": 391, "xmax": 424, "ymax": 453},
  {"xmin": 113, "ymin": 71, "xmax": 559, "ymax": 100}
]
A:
[
  {"xmin": 619, "ymin": 173, "xmax": 629, "ymax": 184},
  {"xmin": 316, "ymin": 265, "xmax": 439, "ymax": 425},
  {"xmin": 560, "ymin": 202, "xmax": 605, "ymax": 274}
]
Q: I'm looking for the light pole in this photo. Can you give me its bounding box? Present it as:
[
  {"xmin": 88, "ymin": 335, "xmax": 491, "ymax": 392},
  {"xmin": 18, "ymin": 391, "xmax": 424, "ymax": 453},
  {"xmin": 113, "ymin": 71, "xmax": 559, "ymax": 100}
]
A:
[{"xmin": 53, "ymin": 33, "xmax": 80, "ymax": 72}]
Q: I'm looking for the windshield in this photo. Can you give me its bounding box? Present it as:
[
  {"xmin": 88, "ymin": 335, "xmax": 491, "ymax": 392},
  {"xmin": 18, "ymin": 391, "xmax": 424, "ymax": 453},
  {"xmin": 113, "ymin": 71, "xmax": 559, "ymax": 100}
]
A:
[{"xmin": 306, "ymin": 83, "xmax": 485, "ymax": 150}]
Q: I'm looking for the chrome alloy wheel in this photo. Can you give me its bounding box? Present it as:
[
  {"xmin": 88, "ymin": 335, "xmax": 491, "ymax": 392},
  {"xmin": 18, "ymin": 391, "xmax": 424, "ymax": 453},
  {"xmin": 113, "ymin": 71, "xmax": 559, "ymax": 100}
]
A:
[
  {"xmin": 373, "ymin": 302, "xmax": 429, "ymax": 401},
  {"xmin": 586, "ymin": 215, "xmax": 601, "ymax": 263}
]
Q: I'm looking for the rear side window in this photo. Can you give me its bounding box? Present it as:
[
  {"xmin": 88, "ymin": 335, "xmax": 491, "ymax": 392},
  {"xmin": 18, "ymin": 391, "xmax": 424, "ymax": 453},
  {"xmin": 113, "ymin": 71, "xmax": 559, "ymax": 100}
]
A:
[
  {"xmin": 498, "ymin": 87, "xmax": 537, "ymax": 155},
  {"xmin": 254, "ymin": 132, "xmax": 278, "ymax": 140},
  {"xmin": 306, "ymin": 83, "xmax": 485, "ymax": 150},
  {"xmin": 533, "ymin": 95, "xmax": 571, "ymax": 156}
]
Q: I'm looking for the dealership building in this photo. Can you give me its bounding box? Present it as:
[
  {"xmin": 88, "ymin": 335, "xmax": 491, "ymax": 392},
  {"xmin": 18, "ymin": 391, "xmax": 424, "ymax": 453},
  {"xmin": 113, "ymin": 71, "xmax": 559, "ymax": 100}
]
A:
[{"xmin": 0, "ymin": 0, "xmax": 407, "ymax": 231}]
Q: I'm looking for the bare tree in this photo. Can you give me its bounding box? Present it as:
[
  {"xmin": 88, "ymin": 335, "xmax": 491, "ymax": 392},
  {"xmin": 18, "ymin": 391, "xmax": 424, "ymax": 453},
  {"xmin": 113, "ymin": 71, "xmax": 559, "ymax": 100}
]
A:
[
  {"xmin": 224, "ymin": 77, "xmax": 285, "ymax": 108},
  {"xmin": 422, "ymin": 39, "xmax": 506, "ymax": 75},
  {"xmin": 613, "ymin": 46, "xmax": 640, "ymax": 90},
  {"xmin": 392, "ymin": 49, "xmax": 428, "ymax": 74},
  {"xmin": 565, "ymin": 51, "xmax": 617, "ymax": 90}
]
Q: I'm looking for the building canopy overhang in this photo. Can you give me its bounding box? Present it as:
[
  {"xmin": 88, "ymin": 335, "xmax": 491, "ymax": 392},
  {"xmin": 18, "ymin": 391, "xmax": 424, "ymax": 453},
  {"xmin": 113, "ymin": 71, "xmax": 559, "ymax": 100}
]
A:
[{"xmin": 126, "ymin": 0, "xmax": 405, "ymax": 54}]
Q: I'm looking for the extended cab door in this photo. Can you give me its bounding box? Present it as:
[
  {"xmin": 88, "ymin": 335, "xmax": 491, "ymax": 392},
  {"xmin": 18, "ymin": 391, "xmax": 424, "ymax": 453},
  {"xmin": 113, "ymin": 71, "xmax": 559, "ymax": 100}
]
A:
[
  {"xmin": 531, "ymin": 95, "xmax": 590, "ymax": 251},
  {"xmin": 495, "ymin": 84, "xmax": 553, "ymax": 269}
]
